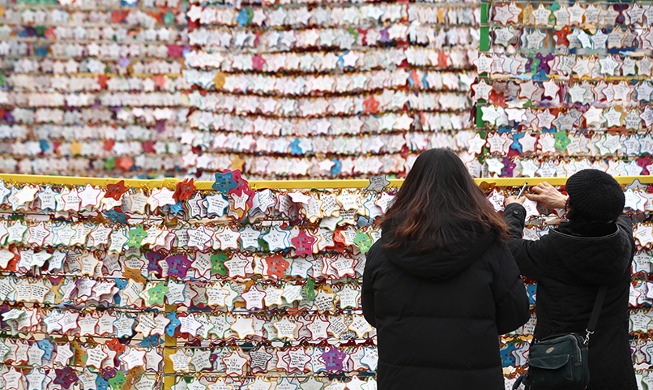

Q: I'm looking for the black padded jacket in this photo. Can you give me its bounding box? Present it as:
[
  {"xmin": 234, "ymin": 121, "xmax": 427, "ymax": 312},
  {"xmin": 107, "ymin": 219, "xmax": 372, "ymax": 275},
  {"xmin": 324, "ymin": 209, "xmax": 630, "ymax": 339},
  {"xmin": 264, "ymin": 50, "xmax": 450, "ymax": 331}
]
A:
[{"xmin": 362, "ymin": 229, "xmax": 529, "ymax": 390}]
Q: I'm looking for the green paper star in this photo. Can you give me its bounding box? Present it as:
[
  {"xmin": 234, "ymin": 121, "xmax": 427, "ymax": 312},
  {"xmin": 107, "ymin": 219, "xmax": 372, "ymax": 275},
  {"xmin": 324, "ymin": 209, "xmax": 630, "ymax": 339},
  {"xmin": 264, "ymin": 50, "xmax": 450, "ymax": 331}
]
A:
[
  {"xmin": 548, "ymin": 0, "xmax": 561, "ymax": 11},
  {"xmin": 348, "ymin": 27, "xmax": 359, "ymax": 39},
  {"xmin": 104, "ymin": 157, "xmax": 115, "ymax": 171},
  {"xmin": 353, "ymin": 230, "xmax": 373, "ymax": 254},
  {"xmin": 210, "ymin": 252, "xmax": 229, "ymax": 276},
  {"xmin": 303, "ymin": 279, "xmax": 316, "ymax": 302},
  {"xmin": 163, "ymin": 11, "xmax": 175, "ymax": 25},
  {"xmin": 127, "ymin": 226, "xmax": 147, "ymax": 248},
  {"xmin": 554, "ymin": 131, "xmax": 571, "ymax": 151},
  {"xmin": 530, "ymin": 57, "xmax": 541, "ymax": 73},
  {"xmin": 108, "ymin": 371, "xmax": 126, "ymax": 390},
  {"xmin": 147, "ymin": 282, "xmax": 169, "ymax": 306}
]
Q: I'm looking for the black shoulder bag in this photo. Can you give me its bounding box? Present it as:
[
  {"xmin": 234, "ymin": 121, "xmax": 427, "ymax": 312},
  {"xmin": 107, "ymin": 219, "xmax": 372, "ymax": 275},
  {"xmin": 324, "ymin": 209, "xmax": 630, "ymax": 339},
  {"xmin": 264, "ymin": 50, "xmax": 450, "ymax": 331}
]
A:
[{"xmin": 513, "ymin": 286, "xmax": 607, "ymax": 390}]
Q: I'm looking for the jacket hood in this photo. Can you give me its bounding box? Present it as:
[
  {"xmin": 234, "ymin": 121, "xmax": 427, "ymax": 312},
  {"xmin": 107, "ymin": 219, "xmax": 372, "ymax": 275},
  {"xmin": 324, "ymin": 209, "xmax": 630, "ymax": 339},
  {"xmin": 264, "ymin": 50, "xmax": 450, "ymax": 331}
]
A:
[
  {"xmin": 382, "ymin": 230, "xmax": 497, "ymax": 281},
  {"xmin": 550, "ymin": 224, "xmax": 633, "ymax": 284}
]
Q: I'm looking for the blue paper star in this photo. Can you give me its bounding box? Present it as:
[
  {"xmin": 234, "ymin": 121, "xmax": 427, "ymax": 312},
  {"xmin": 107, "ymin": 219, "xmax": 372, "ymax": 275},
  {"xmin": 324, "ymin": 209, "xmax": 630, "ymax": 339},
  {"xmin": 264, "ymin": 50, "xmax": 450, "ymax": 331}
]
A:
[
  {"xmin": 532, "ymin": 71, "xmax": 549, "ymax": 82},
  {"xmin": 541, "ymin": 126, "xmax": 556, "ymax": 134},
  {"xmin": 290, "ymin": 138, "xmax": 303, "ymax": 155},
  {"xmin": 330, "ymin": 158, "xmax": 342, "ymax": 175},
  {"xmin": 497, "ymin": 125, "xmax": 513, "ymax": 134},
  {"xmin": 103, "ymin": 210, "xmax": 129, "ymax": 224},
  {"xmin": 39, "ymin": 139, "xmax": 50, "ymax": 152},
  {"xmin": 96, "ymin": 375, "xmax": 109, "ymax": 390},
  {"xmin": 139, "ymin": 335, "xmax": 162, "ymax": 348},
  {"xmin": 357, "ymin": 216, "xmax": 370, "ymax": 227},
  {"xmin": 166, "ymin": 312, "xmax": 181, "ymax": 337},
  {"xmin": 37, "ymin": 339, "xmax": 55, "ymax": 360},
  {"xmin": 212, "ymin": 171, "xmax": 238, "ymax": 194},
  {"xmin": 236, "ymin": 9, "xmax": 250, "ymax": 26},
  {"xmin": 510, "ymin": 132, "xmax": 525, "ymax": 153},
  {"xmin": 169, "ymin": 201, "xmax": 184, "ymax": 216},
  {"xmin": 500, "ymin": 343, "xmax": 517, "ymax": 367},
  {"xmin": 114, "ymin": 279, "xmax": 128, "ymax": 290},
  {"xmin": 35, "ymin": 46, "xmax": 48, "ymax": 57},
  {"xmin": 527, "ymin": 284, "xmax": 537, "ymax": 305}
]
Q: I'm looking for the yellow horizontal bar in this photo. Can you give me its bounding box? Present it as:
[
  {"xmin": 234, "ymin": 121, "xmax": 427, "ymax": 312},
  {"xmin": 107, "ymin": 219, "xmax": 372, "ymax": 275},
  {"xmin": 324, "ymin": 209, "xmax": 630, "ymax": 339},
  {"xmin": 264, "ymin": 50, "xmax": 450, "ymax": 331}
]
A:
[
  {"xmin": 0, "ymin": 173, "xmax": 652, "ymax": 190},
  {"xmin": 245, "ymin": 179, "xmax": 404, "ymax": 190}
]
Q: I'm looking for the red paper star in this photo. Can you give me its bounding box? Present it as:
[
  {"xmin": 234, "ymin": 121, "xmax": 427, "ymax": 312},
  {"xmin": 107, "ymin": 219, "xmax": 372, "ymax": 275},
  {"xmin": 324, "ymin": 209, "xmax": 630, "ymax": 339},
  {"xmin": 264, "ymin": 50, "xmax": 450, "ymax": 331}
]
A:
[
  {"xmin": 252, "ymin": 55, "xmax": 266, "ymax": 71},
  {"xmin": 110, "ymin": 10, "xmax": 129, "ymax": 24},
  {"xmin": 555, "ymin": 26, "xmax": 571, "ymax": 47},
  {"xmin": 264, "ymin": 254, "xmax": 290, "ymax": 279},
  {"xmin": 103, "ymin": 139, "xmax": 114, "ymax": 152},
  {"xmin": 105, "ymin": 338, "xmax": 126, "ymax": 356},
  {"xmin": 638, "ymin": 156, "xmax": 653, "ymax": 175},
  {"xmin": 97, "ymin": 75, "xmax": 109, "ymax": 89},
  {"xmin": 105, "ymin": 180, "xmax": 128, "ymax": 200},
  {"xmin": 438, "ymin": 51, "xmax": 450, "ymax": 68},
  {"xmin": 142, "ymin": 141, "xmax": 155, "ymax": 153},
  {"xmin": 173, "ymin": 178, "xmax": 195, "ymax": 202},
  {"xmin": 153, "ymin": 75, "xmax": 166, "ymax": 88},
  {"xmin": 167, "ymin": 45, "xmax": 183, "ymax": 59},
  {"xmin": 330, "ymin": 229, "xmax": 347, "ymax": 252},
  {"xmin": 363, "ymin": 96, "xmax": 379, "ymax": 114},
  {"xmin": 291, "ymin": 230, "xmax": 316, "ymax": 257},
  {"xmin": 115, "ymin": 156, "xmax": 134, "ymax": 171},
  {"xmin": 489, "ymin": 90, "xmax": 505, "ymax": 106}
]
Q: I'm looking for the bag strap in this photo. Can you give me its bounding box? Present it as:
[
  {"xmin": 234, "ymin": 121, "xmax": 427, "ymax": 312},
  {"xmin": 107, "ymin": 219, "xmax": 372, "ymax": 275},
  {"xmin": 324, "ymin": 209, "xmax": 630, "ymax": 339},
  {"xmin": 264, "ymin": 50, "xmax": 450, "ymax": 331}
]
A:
[{"xmin": 584, "ymin": 285, "xmax": 607, "ymax": 343}]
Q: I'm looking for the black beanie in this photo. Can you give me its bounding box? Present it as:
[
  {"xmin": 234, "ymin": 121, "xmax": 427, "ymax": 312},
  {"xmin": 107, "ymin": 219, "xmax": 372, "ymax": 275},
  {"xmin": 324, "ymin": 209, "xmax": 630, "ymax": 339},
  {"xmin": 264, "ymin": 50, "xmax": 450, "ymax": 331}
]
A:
[{"xmin": 565, "ymin": 169, "xmax": 624, "ymax": 223}]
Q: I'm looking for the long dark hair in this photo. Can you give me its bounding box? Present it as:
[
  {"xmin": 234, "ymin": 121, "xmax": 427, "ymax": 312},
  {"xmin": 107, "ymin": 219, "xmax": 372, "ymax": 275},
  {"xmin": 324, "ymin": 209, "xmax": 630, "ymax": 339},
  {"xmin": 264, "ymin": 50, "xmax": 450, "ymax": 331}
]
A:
[{"xmin": 382, "ymin": 148, "xmax": 508, "ymax": 253}]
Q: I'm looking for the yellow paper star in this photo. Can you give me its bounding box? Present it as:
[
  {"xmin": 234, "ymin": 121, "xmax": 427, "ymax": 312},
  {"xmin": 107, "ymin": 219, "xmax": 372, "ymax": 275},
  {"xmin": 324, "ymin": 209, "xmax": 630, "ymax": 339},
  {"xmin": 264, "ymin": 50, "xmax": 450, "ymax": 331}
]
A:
[
  {"xmin": 213, "ymin": 72, "xmax": 226, "ymax": 89},
  {"xmin": 437, "ymin": 8, "xmax": 446, "ymax": 23},
  {"xmin": 230, "ymin": 155, "xmax": 245, "ymax": 171},
  {"xmin": 69, "ymin": 141, "xmax": 82, "ymax": 156}
]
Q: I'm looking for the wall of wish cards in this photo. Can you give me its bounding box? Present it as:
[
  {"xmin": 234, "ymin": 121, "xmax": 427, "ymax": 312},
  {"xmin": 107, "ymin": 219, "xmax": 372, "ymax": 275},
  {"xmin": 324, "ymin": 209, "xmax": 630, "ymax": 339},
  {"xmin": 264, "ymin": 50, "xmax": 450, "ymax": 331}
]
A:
[
  {"xmin": 0, "ymin": 172, "xmax": 391, "ymax": 390},
  {"xmin": 0, "ymin": 0, "xmax": 190, "ymax": 178},
  {"xmin": 2, "ymin": 173, "xmax": 653, "ymax": 388},
  {"xmin": 472, "ymin": 1, "xmax": 653, "ymax": 178},
  {"xmin": 164, "ymin": 0, "xmax": 480, "ymax": 180},
  {"xmin": 0, "ymin": 0, "xmax": 481, "ymax": 180}
]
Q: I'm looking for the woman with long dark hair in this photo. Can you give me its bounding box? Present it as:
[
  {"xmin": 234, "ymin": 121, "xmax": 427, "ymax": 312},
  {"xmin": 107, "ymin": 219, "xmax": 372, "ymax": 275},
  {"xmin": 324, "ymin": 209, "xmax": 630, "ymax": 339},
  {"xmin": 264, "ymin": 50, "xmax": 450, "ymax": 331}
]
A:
[{"xmin": 362, "ymin": 148, "xmax": 529, "ymax": 389}]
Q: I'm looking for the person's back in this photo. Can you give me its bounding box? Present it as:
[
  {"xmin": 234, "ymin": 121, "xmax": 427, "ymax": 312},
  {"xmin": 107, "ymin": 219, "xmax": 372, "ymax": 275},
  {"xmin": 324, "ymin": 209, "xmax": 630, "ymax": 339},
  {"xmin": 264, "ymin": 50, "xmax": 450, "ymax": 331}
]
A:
[
  {"xmin": 364, "ymin": 233, "xmax": 528, "ymax": 389},
  {"xmin": 504, "ymin": 170, "xmax": 637, "ymax": 390},
  {"xmin": 362, "ymin": 148, "xmax": 530, "ymax": 390}
]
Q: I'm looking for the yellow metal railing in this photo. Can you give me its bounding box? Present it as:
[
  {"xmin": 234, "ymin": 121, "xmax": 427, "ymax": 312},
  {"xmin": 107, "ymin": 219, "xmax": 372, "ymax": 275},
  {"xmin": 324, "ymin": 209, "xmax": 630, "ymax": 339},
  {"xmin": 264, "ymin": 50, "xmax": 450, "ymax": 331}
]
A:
[{"xmin": 1, "ymin": 173, "xmax": 652, "ymax": 190}]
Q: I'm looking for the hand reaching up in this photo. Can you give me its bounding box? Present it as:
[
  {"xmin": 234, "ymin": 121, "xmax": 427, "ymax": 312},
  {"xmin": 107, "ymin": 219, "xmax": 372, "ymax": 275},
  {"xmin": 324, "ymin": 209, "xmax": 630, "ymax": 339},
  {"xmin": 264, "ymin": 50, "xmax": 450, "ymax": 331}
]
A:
[{"xmin": 526, "ymin": 182, "xmax": 568, "ymax": 209}]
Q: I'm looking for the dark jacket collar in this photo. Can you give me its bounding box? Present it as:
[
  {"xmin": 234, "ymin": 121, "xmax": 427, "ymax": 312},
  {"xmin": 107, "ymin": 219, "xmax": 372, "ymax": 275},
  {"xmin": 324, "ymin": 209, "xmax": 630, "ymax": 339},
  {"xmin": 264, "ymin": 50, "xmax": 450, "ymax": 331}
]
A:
[
  {"xmin": 381, "ymin": 229, "xmax": 498, "ymax": 281},
  {"xmin": 550, "ymin": 221, "xmax": 632, "ymax": 284}
]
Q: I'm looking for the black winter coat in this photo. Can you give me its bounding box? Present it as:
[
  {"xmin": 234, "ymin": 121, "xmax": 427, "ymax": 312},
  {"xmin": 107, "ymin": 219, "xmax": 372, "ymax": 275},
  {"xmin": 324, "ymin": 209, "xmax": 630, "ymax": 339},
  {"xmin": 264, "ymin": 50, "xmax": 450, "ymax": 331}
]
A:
[
  {"xmin": 504, "ymin": 203, "xmax": 637, "ymax": 390},
  {"xmin": 362, "ymin": 230, "xmax": 530, "ymax": 390}
]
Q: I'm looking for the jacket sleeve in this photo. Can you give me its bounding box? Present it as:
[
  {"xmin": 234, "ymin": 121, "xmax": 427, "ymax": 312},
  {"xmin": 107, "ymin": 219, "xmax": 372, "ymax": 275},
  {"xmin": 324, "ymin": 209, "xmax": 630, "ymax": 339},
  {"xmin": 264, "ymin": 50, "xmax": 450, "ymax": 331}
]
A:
[
  {"xmin": 491, "ymin": 244, "xmax": 530, "ymax": 334},
  {"xmin": 361, "ymin": 243, "xmax": 378, "ymax": 327},
  {"xmin": 503, "ymin": 203, "xmax": 553, "ymax": 280},
  {"xmin": 616, "ymin": 213, "xmax": 636, "ymax": 259},
  {"xmin": 616, "ymin": 213, "xmax": 633, "ymax": 237}
]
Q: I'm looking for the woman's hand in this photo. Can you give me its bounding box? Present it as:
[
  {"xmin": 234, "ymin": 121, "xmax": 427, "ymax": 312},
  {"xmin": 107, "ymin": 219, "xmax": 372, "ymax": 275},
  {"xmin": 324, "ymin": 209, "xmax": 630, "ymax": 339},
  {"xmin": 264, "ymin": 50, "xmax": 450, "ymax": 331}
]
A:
[
  {"xmin": 526, "ymin": 182, "xmax": 568, "ymax": 209},
  {"xmin": 504, "ymin": 196, "xmax": 525, "ymax": 206}
]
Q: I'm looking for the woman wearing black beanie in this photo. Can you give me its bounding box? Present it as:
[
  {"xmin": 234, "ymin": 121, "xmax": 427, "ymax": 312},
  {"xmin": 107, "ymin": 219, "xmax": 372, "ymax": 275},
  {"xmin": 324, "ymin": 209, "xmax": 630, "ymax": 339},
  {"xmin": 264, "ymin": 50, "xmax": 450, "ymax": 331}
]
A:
[{"xmin": 504, "ymin": 169, "xmax": 636, "ymax": 390}]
